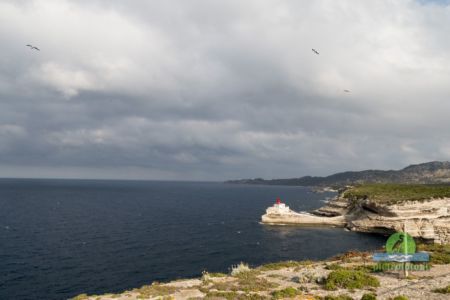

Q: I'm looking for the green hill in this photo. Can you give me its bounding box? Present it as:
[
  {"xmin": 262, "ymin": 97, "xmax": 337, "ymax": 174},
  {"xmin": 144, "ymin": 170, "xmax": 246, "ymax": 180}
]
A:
[{"xmin": 226, "ymin": 161, "xmax": 450, "ymax": 187}]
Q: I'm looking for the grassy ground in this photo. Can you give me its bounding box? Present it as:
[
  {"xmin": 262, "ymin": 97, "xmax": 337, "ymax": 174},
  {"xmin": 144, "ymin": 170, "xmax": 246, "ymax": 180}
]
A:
[{"xmin": 342, "ymin": 184, "xmax": 450, "ymax": 204}]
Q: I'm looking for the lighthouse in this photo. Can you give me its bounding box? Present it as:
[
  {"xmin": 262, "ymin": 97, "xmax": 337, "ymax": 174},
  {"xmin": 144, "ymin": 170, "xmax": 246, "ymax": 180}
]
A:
[{"xmin": 266, "ymin": 197, "xmax": 291, "ymax": 215}]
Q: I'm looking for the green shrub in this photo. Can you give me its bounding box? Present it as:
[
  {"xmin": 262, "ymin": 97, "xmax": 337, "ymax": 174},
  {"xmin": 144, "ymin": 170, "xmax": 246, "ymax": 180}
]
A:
[
  {"xmin": 324, "ymin": 269, "xmax": 380, "ymax": 290},
  {"xmin": 323, "ymin": 295, "xmax": 354, "ymax": 300},
  {"xmin": 390, "ymin": 296, "xmax": 408, "ymax": 300},
  {"xmin": 325, "ymin": 263, "xmax": 344, "ymax": 270},
  {"xmin": 235, "ymin": 270, "xmax": 278, "ymax": 292},
  {"xmin": 132, "ymin": 283, "xmax": 177, "ymax": 298},
  {"xmin": 361, "ymin": 293, "xmax": 377, "ymax": 300},
  {"xmin": 432, "ymin": 284, "xmax": 450, "ymax": 294},
  {"xmin": 417, "ymin": 243, "xmax": 450, "ymax": 264},
  {"xmin": 205, "ymin": 291, "xmax": 237, "ymax": 299},
  {"xmin": 209, "ymin": 269, "xmax": 277, "ymax": 293},
  {"xmin": 271, "ymin": 287, "xmax": 302, "ymax": 299}
]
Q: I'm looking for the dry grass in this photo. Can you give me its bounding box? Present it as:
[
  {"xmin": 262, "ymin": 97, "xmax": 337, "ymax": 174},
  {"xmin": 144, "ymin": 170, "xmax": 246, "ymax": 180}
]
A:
[
  {"xmin": 258, "ymin": 260, "xmax": 314, "ymax": 271},
  {"xmin": 132, "ymin": 282, "xmax": 177, "ymax": 299}
]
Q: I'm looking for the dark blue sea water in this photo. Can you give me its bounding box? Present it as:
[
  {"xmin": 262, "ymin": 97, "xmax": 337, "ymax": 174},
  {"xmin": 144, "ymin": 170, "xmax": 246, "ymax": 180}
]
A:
[{"xmin": 0, "ymin": 179, "xmax": 385, "ymax": 300}]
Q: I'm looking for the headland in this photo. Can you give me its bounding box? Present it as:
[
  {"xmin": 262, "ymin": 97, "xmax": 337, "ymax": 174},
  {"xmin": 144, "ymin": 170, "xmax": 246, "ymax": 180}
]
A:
[{"xmin": 261, "ymin": 184, "xmax": 450, "ymax": 244}]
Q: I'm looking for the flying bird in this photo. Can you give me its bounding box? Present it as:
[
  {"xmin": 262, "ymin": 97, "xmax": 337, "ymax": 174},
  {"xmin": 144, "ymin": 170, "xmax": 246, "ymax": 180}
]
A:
[
  {"xmin": 26, "ymin": 44, "xmax": 40, "ymax": 51},
  {"xmin": 344, "ymin": 89, "xmax": 351, "ymax": 93},
  {"xmin": 312, "ymin": 48, "xmax": 319, "ymax": 55}
]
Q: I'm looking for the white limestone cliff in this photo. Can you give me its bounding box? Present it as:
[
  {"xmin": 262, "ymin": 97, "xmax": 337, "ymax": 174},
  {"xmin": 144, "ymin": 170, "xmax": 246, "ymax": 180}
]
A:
[{"xmin": 261, "ymin": 196, "xmax": 450, "ymax": 244}]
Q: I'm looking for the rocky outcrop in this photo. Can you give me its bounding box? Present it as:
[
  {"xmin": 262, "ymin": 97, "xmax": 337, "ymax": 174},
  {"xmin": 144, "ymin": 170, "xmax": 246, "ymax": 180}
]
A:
[
  {"xmin": 261, "ymin": 210, "xmax": 346, "ymax": 226},
  {"xmin": 347, "ymin": 198, "xmax": 450, "ymax": 244},
  {"xmin": 261, "ymin": 201, "xmax": 347, "ymax": 227},
  {"xmin": 312, "ymin": 197, "xmax": 351, "ymax": 217},
  {"xmin": 262, "ymin": 196, "xmax": 450, "ymax": 244}
]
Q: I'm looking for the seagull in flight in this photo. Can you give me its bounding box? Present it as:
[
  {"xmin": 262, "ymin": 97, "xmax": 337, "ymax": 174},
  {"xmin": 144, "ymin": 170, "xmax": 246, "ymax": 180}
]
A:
[
  {"xmin": 26, "ymin": 44, "xmax": 40, "ymax": 51},
  {"xmin": 312, "ymin": 48, "xmax": 319, "ymax": 55}
]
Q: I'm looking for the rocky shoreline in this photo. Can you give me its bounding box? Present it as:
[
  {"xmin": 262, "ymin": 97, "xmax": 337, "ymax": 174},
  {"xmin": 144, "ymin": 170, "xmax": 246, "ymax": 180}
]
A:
[
  {"xmin": 261, "ymin": 186, "xmax": 450, "ymax": 244},
  {"xmin": 71, "ymin": 246, "xmax": 450, "ymax": 300}
]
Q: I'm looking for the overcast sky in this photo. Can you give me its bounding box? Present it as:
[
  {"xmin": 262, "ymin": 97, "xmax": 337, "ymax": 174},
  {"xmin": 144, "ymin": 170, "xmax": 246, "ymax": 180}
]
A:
[{"xmin": 1, "ymin": 0, "xmax": 450, "ymax": 181}]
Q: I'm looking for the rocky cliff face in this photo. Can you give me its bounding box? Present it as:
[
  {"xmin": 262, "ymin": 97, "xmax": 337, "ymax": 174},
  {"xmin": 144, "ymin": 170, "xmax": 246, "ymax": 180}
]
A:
[
  {"xmin": 262, "ymin": 191, "xmax": 450, "ymax": 244},
  {"xmin": 347, "ymin": 198, "xmax": 450, "ymax": 244},
  {"xmin": 310, "ymin": 196, "xmax": 450, "ymax": 244}
]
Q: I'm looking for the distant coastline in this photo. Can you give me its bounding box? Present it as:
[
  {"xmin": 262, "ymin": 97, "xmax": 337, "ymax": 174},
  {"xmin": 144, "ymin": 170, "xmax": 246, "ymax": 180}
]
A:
[{"xmin": 226, "ymin": 161, "xmax": 450, "ymax": 187}]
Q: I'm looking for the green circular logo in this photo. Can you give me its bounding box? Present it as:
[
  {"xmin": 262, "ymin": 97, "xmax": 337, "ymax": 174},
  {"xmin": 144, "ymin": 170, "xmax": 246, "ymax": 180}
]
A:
[{"xmin": 386, "ymin": 232, "xmax": 416, "ymax": 254}]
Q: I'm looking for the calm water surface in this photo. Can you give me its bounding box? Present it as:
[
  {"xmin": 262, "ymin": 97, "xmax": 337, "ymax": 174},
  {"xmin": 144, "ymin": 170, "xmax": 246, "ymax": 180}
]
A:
[{"xmin": 0, "ymin": 179, "xmax": 385, "ymax": 300}]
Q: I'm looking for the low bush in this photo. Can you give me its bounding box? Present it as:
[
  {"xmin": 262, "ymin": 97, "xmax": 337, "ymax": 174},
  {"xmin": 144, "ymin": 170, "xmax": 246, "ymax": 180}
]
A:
[
  {"xmin": 323, "ymin": 295, "xmax": 354, "ymax": 300},
  {"xmin": 360, "ymin": 293, "xmax": 377, "ymax": 300},
  {"xmin": 389, "ymin": 296, "xmax": 408, "ymax": 300},
  {"xmin": 235, "ymin": 270, "xmax": 278, "ymax": 292},
  {"xmin": 271, "ymin": 287, "xmax": 302, "ymax": 299},
  {"xmin": 417, "ymin": 243, "xmax": 450, "ymax": 264},
  {"xmin": 132, "ymin": 282, "xmax": 177, "ymax": 298},
  {"xmin": 432, "ymin": 284, "xmax": 450, "ymax": 294},
  {"xmin": 325, "ymin": 263, "xmax": 343, "ymax": 270},
  {"xmin": 324, "ymin": 269, "xmax": 380, "ymax": 290}
]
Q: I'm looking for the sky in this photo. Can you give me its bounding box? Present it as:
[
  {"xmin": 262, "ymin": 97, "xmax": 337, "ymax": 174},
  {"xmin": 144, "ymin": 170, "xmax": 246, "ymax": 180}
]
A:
[{"xmin": 1, "ymin": 0, "xmax": 450, "ymax": 181}]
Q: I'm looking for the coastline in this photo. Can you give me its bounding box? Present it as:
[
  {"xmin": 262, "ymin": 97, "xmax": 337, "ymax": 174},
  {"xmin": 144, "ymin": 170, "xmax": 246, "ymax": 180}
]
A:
[
  {"xmin": 261, "ymin": 185, "xmax": 450, "ymax": 244},
  {"xmin": 70, "ymin": 184, "xmax": 450, "ymax": 299},
  {"xmin": 71, "ymin": 245, "xmax": 450, "ymax": 300}
]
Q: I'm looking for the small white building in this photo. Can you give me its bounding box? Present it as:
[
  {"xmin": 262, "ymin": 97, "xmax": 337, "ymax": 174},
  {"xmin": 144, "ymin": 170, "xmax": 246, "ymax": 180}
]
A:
[{"xmin": 265, "ymin": 198, "xmax": 292, "ymax": 215}]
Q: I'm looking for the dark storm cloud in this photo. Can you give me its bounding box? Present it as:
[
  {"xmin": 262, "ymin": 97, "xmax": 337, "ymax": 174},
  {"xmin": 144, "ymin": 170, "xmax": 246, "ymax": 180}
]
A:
[{"xmin": 1, "ymin": 0, "xmax": 450, "ymax": 180}]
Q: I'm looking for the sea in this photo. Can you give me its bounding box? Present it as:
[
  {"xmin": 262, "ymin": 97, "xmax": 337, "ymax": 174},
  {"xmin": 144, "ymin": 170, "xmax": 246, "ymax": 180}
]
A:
[{"xmin": 0, "ymin": 179, "xmax": 386, "ymax": 300}]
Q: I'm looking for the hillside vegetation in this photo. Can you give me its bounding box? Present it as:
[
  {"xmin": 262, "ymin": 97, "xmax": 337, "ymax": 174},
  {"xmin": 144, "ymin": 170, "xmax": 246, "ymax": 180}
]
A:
[
  {"xmin": 342, "ymin": 184, "xmax": 450, "ymax": 204},
  {"xmin": 226, "ymin": 161, "xmax": 450, "ymax": 187}
]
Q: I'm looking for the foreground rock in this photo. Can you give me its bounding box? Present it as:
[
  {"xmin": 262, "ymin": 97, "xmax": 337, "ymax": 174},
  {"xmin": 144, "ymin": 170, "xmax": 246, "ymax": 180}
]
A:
[
  {"xmin": 71, "ymin": 248, "xmax": 450, "ymax": 300},
  {"xmin": 261, "ymin": 185, "xmax": 450, "ymax": 244}
]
